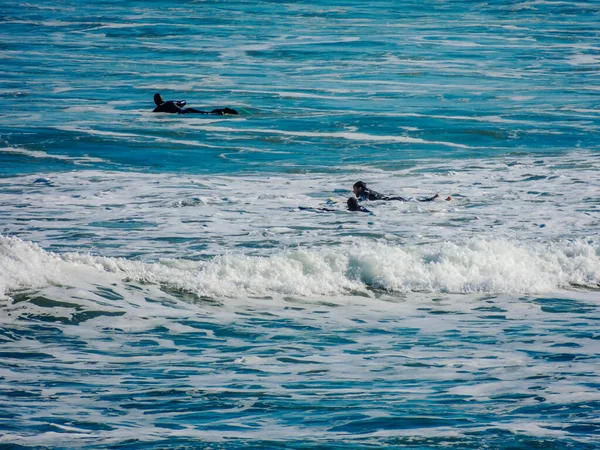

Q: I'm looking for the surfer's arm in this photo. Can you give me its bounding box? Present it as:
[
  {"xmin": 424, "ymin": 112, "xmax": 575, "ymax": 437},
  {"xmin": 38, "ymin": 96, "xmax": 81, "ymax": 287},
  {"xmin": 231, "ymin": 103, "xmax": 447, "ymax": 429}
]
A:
[
  {"xmin": 175, "ymin": 100, "xmax": 187, "ymax": 107},
  {"xmin": 211, "ymin": 108, "xmax": 239, "ymax": 115},
  {"xmin": 153, "ymin": 101, "xmax": 184, "ymax": 113}
]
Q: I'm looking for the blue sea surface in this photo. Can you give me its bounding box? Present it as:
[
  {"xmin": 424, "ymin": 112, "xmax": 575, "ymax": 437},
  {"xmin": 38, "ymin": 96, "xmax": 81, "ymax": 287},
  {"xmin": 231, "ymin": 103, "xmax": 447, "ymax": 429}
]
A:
[{"xmin": 1, "ymin": 1, "xmax": 599, "ymax": 449}]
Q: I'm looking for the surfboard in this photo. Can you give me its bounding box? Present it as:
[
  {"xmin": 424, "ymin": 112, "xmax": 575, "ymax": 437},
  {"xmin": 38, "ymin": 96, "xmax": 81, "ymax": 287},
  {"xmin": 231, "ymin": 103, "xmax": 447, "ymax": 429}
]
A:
[{"xmin": 326, "ymin": 197, "xmax": 346, "ymax": 205}]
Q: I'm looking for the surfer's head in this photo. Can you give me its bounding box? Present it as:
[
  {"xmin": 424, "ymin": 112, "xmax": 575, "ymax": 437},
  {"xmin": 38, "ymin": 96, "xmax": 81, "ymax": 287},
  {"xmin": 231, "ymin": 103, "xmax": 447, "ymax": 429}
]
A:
[
  {"xmin": 347, "ymin": 197, "xmax": 360, "ymax": 211},
  {"xmin": 154, "ymin": 93, "xmax": 165, "ymax": 106},
  {"xmin": 353, "ymin": 181, "xmax": 366, "ymax": 195}
]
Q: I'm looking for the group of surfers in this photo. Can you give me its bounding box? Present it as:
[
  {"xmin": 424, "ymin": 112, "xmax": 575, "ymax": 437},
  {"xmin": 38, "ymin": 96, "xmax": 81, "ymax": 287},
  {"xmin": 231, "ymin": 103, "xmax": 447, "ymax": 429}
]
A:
[
  {"xmin": 152, "ymin": 94, "xmax": 453, "ymax": 213},
  {"xmin": 303, "ymin": 182, "xmax": 453, "ymax": 214}
]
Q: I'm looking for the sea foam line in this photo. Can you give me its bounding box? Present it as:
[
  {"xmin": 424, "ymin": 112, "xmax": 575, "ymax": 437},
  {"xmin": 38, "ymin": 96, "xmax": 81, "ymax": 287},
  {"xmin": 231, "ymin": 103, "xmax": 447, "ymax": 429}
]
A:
[
  {"xmin": 0, "ymin": 147, "xmax": 111, "ymax": 165},
  {"xmin": 194, "ymin": 126, "xmax": 472, "ymax": 149},
  {"xmin": 1, "ymin": 236, "xmax": 598, "ymax": 300}
]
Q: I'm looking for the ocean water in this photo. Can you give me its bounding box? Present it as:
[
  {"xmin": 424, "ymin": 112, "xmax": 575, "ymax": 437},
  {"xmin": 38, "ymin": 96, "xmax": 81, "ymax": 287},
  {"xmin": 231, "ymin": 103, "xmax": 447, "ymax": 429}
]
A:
[{"xmin": 1, "ymin": 0, "xmax": 600, "ymax": 448}]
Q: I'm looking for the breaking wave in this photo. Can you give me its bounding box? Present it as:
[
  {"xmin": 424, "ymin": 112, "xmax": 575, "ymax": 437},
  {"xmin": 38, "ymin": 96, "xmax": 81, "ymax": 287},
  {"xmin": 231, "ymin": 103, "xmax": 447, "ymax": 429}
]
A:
[{"xmin": 1, "ymin": 236, "xmax": 598, "ymax": 300}]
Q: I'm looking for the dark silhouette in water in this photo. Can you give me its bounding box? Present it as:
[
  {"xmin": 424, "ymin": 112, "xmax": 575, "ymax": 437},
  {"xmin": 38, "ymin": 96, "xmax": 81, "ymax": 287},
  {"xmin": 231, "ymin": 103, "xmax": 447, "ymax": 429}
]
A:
[
  {"xmin": 346, "ymin": 197, "xmax": 371, "ymax": 213},
  {"xmin": 352, "ymin": 181, "xmax": 452, "ymax": 202},
  {"xmin": 152, "ymin": 93, "xmax": 238, "ymax": 115},
  {"xmin": 297, "ymin": 199, "xmax": 371, "ymax": 213}
]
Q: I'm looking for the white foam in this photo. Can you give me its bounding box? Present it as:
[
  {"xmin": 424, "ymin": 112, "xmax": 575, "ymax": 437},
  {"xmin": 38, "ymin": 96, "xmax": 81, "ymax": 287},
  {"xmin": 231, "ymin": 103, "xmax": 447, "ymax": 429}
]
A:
[
  {"xmin": 1, "ymin": 152, "xmax": 599, "ymax": 260},
  {"xmin": 568, "ymin": 54, "xmax": 600, "ymax": 66},
  {"xmin": 0, "ymin": 237, "xmax": 64, "ymax": 297},
  {"xmin": 0, "ymin": 147, "xmax": 110, "ymax": 164},
  {"xmin": 191, "ymin": 125, "xmax": 472, "ymax": 149},
  {"xmin": 55, "ymin": 125, "xmax": 236, "ymax": 148},
  {"xmin": 63, "ymin": 105, "xmax": 121, "ymax": 115},
  {"xmin": 1, "ymin": 235, "xmax": 598, "ymax": 301}
]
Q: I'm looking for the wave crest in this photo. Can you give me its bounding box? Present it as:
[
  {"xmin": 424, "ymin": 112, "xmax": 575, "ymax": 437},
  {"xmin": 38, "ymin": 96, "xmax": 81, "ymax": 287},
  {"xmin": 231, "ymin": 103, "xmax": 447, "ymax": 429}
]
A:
[{"xmin": 1, "ymin": 236, "xmax": 598, "ymax": 300}]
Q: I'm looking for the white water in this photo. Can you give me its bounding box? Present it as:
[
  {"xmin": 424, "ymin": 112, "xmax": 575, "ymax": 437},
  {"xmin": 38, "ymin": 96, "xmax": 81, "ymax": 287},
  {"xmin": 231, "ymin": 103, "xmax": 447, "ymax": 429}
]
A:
[
  {"xmin": 1, "ymin": 235, "xmax": 598, "ymax": 301},
  {"xmin": 1, "ymin": 151, "xmax": 599, "ymax": 301}
]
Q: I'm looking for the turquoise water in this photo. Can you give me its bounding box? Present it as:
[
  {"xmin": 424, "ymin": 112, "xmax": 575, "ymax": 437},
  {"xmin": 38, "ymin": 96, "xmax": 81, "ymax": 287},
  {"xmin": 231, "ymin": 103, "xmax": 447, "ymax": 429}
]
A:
[
  {"xmin": 2, "ymin": 0, "xmax": 600, "ymax": 175},
  {"xmin": 1, "ymin": 1, "xmax": 600, "ymax": 448}
]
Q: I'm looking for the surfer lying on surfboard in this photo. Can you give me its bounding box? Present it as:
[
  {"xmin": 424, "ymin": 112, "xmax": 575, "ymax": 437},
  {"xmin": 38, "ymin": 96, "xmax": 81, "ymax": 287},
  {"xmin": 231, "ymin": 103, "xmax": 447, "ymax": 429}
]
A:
[
  {"xmin": 152, "ymin": 93, "xmax": 238, "ymax": 115},
  {"xmin": 299, "ymin": 197, "xmax": 372, "ymax": 214},
  {"xmin": 346, "ymin": 197, "xmax": 372, "ymax": 213},
  {"xmin": 352, "ymin": 181, "xmax": 453, "ymax": 202}
]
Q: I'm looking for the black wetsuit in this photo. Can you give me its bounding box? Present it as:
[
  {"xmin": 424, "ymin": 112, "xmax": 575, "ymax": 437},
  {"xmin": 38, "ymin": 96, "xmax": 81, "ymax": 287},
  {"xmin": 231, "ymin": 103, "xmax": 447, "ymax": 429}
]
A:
[
  {"xmin": 347, "ymin": 197, "xmax": 372, "ymax": 213},
  {"xmin": 358, "ymin": 188, "xmax": 407, "ymax": 202},
  {"xmin": 358, "ymin": 188, "xmax": 437, "ymax": 203},
  {"xmin": 298, "ymin": 202, "xmax": 371, "ymax": 213},
  {"xmin": 153, "ymin": 100, "xmax": 238, "ymax": 115}
]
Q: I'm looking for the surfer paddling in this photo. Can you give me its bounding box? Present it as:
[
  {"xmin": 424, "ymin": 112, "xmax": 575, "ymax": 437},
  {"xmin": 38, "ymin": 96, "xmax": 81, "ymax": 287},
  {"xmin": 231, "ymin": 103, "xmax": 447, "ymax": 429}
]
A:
[
  {"xmin": 152, "ymin": 93, "xmax": 238, "ymax": 115},
  {"xmin": 346, "ymin": 197, "xmax": 372, "ymax": 213},
  {"xmin": 297, "ymin": 198, "xmax": 372, "ymax": 214},
  {"xmin": 352, "ymin": 181, "xmax": 453, "ymax": 203}
]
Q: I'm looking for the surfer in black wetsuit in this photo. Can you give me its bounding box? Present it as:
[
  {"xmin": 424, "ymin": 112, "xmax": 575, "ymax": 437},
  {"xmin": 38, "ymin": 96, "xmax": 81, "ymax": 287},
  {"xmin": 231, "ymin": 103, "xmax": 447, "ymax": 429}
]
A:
[
  {"xmin": 347, "ymin": 197, "xmax": 372, "ymax": 213},
  {"xmin": 352, "ymin": 181, "xmax": 452, "ymax": 203},
  {"xmin": 298, "ymin": 198, "xmax": 371, "ymax": 213},
  {"xmin": 152, "ymin": 93, "xmax": 238, "ymax": 115}
]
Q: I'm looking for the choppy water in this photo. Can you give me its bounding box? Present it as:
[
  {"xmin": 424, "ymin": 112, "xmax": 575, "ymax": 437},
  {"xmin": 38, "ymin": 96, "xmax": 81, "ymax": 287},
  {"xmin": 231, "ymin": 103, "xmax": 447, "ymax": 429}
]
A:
[{"xmin": 1, "ymin": 1, "xmax": 599, "ymax": 448}]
